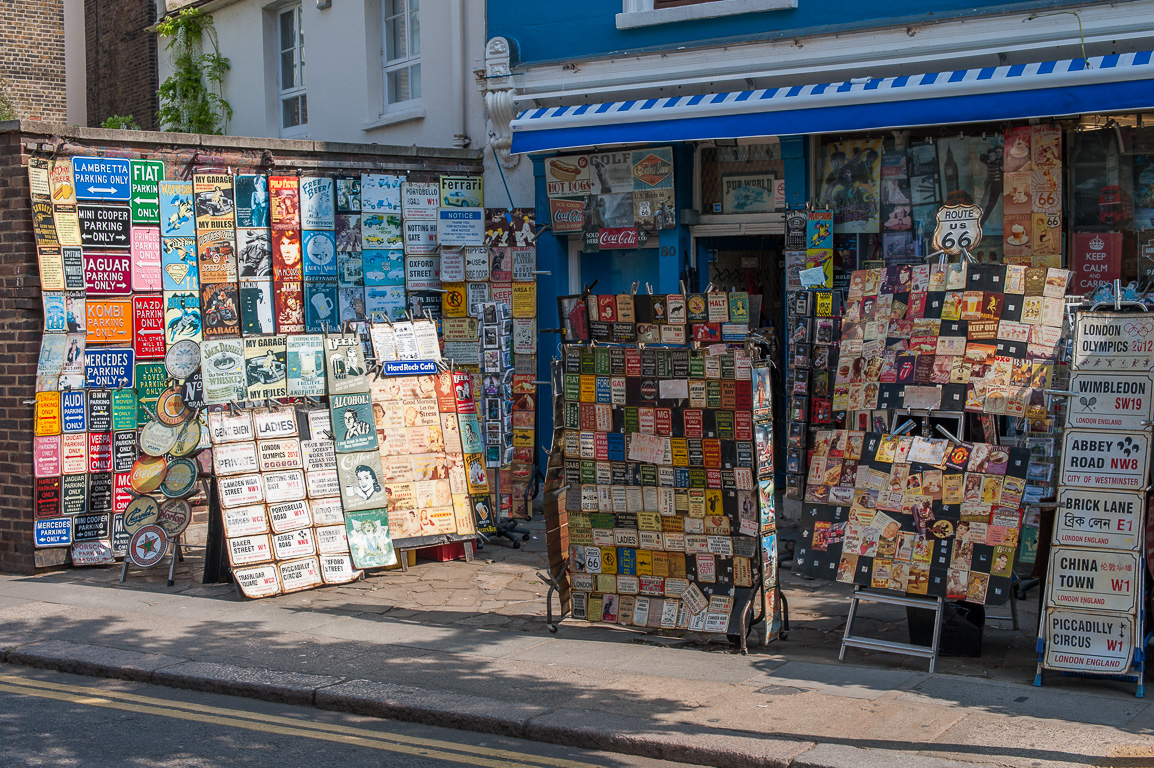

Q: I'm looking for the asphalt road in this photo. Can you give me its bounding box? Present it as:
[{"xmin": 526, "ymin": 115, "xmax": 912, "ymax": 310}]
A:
[{"xmin": 0, "ymin": 667, "xmax": 691, "ymax": 768}]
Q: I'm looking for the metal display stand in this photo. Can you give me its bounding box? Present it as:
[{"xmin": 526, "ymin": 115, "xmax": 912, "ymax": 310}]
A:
[{"xmin": 840, "ymin": 587, "xmax": 945, "ymax": 672}]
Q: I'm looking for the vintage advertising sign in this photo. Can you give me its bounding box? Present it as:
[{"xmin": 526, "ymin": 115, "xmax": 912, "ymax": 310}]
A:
[
  {"xmin": 1066, "ymin": 371, "xmax": 1154, "ymax": 431},
  {"xmin": 130, "ymin": 225, "xmax": 162, "ymax": 291},
  {"xmin": 1044, "ymin": 608, "xmax": 1135, "ymax": 673},
  {"xmin": 128, "ymin": 524, "xmax": 169, "ymax": 568},
  {"xmin": 78, "ymin": 205, "xmax": 130, "ymax": 249},
  {"xmin": 932, "ymin": 204, "xmax": 983, "ymax": 256},
  {"xmin": 1073, "ymin": 312, "xmax": 1154, "ymax": 372},
  {"xmin": 157, "ymin": 498, "xmax": 193, "ymax": 536},
  {"xmin": 84, "ymin": 251, "xmax": 132, "ymax": 294},
  {"xmin": 1055, "ymin": 488, "xmax": 1143, "ymax": 551},
  {"xmin": 132, "ymin": 295, "xmax": 166, "ymax": 359},
  {"xmin": 1060, "ymin": 430, "xmax": 1151, "ymax": 490},
  {"xmin": 130, "ymin": 160, "xmax": 164, "ymax": 224},
  {"xmin": 73, "ymin": 156, "xmax": 130, "ymax": 201},
  {"xmin": 193, "ymin": 173, "xmax": 236, "ymax": 231},
  {"xmin": 300, "ymin": 176, "xmax": 335, "ymax": 230},
  {"xmin": 1046, "ymin": 546, "xmax": 1140, "ymax": 613},
  {"xmin": 243, "ymin": 335, "xmax": 288, "ymax": 400},
  {"xmin": 201, "ymin": 338, "xmax": 247, "ymax": 404},
  {"xmin": 545, "ymin": 156, "xmax": 591, "ymax": 198},
  {"xmin": 233, "ymin": 563, "xmax": 281, "ymax": 597},
  {"xmin": 34, "ymin": 391, "xmax": 61, "ymax": 436},
  {"xmin": 34, "ymin": 517, "xmax": 72, "ymax": 548}
]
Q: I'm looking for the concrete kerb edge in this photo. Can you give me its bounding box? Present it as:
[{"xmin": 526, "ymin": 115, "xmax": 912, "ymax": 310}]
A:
[{"xmin": 1, "ymin": 640, "xmax": 899, "ymax": 768}]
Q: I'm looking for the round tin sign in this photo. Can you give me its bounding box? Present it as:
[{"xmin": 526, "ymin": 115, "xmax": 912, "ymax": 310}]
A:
[
  {"xmin": 169, "ymin": 418, "xmax": 202, "ymax": 458},
  {"xmin": 129, "ymin": 455, "xmax": 168, "ymax": 494},
  {"xmin": 128, "ymin": 524, "xmax": 169, "ymax": 568},
  {"xmin": 157, "ymin": 498, "xmax": 192, "ymax": 537},
  {"xmin": 161, "ymin": 457, "xmax": 199, "ymax": 498},
  {"xmin": 181, "ymin": 370, "xmax": 205, "ymax": 411},
  {"xmin": 139, "ymin": 420, "xmax": 179, "ymax": 457},
  {"xmin": 123, "ymin": 494, "xmax": 161, "ymax": 534},
  {"xmin": 165, "ymin": 339, "xmax": 201, "ymax": 380},
  {"xmin": 156, "ymin": 386, "xmax": 189, "ymax": 426}
]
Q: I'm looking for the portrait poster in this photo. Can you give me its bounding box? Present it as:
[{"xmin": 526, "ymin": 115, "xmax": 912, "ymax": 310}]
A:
[{"xmin": 818, "ymin": 139, "xmax": 882, "ymax": 233}]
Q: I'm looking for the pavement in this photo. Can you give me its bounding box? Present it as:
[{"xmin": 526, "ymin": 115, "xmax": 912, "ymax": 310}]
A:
[{"xmin": 1, "ymin": 522, "xmax": 1152, "ymax": 768}]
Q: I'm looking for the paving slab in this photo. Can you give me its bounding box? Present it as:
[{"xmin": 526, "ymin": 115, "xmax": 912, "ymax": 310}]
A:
[{"xmin": 760, "ymin": 660, "xmax": 926, "ymax": 700}]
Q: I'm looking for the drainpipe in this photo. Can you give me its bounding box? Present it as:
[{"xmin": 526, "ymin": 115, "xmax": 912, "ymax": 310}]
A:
[{"xmin": 451, "ymin": 0, "xmax": 469, "ymax": 149}]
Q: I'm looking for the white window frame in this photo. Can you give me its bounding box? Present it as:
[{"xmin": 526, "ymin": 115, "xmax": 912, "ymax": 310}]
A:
[
  {"xmin": 382, "ymin": 0, "xmax": 421, "ymax": 111},
  {"xmin": 617, "ymin": 0, "xmax": 797, "ymax": 30},
  {"xmin": 277, "ymin": 4, "xmax": 307, "ymax": 138}
]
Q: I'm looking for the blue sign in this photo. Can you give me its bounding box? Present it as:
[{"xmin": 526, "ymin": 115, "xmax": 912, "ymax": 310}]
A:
[
  {"xmin": 35, "ymin": 517, "xmax": 72, "ymax": 547},
  {"xmin": 85, "ymin": 347, "xmax": 135, "ymax": 389},
  {"xmin": 72, "ymin": 156, "xmax": 131, "ymax": 202},
  {"xmin": 381, "ymin": 360, "xmax": 438, "ymax": 376},
  {"xmin": 61, "ymin": 390, "xmax": 86, "ymax": 433}
]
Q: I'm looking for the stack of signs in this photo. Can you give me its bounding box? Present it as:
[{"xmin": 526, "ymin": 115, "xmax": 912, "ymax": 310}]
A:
[
  {"xmin": 270, "ymin": 176, "xmax": 304, "ymax": 332},
  {"xmin": 542, "ymin": 149, "xmax": 676, "ymax": 247},
  {"xmin": 362, "ymin": 174, "xmax": 406, "ymax": 322},
  {"xmin": 793, "ymin": 431, "xmax": 1030, "ymax": 605},
  {"xmin": 557, "ymin": 291, "xmax": 750, "ymax": 347},
  {"xmin": 402, "ymin": 181, "xmax": 441, "ymax": 325},
  {"xmin": 556, "ymin": 343, "xmax": 759, "ymax": 633},
  {"xmin": 368, "ymin": 364, "xmax": 478, "ymax": 544},
  {"xmin": 235, "ymin": 174, "xmax": 275, "ymax": 335},
  {"xmin": 335, "ymin": 175, "xmax": 365, "ymax": 324},
  {"xmin": 213, "ymin": 405, "xmax": 362, "ymax": 598},
  {"xmin": 785, "ymin": 289, "xmax": 840, "ymax": 500},
  {"xmin": 301, "ymin": 176, "xmax": 339, "ymax": 333},
  {"xmin": 194, "ymin": 173, "xmax": 240, "ymax": 339},
  {"xmin": 1039, "ymin": 311, "xmax": 1153, "ymax": 676},
  {"xmin": 834, "ymin": 263, "xmax": 1069, "ymax": 417},
  {"xmin": 438, "ymin": 176, "xmax": 485, "ymax": 331},
  {"xmin": 1003, "ymin": 125, "xmax": 1063, "ymax": 268},
  {"xmin": 752, "ymin": 361, "xmax": 780, "ymax": 641}
]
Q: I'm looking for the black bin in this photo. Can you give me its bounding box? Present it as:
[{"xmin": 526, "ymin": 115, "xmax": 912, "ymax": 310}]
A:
[{"xmin": 906, "ymin": 601, "xmax": 984, "ymax": 657}]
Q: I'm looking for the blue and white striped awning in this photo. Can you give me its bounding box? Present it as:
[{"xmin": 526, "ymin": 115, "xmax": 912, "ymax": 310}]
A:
[{"xmin": 511, "ymin": 51, "xmax": 1154, "ymax": 154}]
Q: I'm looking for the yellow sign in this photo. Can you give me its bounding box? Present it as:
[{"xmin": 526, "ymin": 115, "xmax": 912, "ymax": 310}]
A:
[
  {"xmin": 34, "ymin": 391, "xmax": 62, "ymax": 436},
  {"xmin": 442, "ymin": 283, "xmax": 467, "ymax": 318}
]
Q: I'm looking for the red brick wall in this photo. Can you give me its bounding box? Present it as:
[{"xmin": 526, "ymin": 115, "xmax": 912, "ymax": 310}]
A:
[
  {"xmin": 0, "ymin": 1, "xmax": 68, "ymax": 123},
  {"xmin": 85, "ymin": 0, "xmax": 159, "ymax": 130},
  {"xmin": 0, "ymin": 122, "xmax": 482, "ymax": 573}
]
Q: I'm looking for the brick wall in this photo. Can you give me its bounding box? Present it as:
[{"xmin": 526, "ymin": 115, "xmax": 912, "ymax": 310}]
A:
[
  {"xmin": 0, "ymin": 1, "xmax": 68, "ymax": 123},
  {"xmin": 85, "ymin": 0, "xmax": 159, "ymax": 130},
  {"xmin": 0, "ymin": 121, "xmax": 483, "ymax": 573}
]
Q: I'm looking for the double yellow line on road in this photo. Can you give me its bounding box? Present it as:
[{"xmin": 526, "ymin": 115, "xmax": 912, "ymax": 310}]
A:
[{"xmin": 0, "ymin": 673, "xmax": 601, "ymax": 768}]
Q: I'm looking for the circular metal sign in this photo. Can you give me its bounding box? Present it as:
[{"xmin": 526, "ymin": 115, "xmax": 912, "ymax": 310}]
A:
[
  {"xmin": 181, "ymin": 370, "xmax": 205, "ymax": 411},
  {"xmin": 157, "ymin": 499, "xmax": 192, "ymax": 537},
  {"xmin": 139, "ymin": 420, "xmax": 179, "ymax": 457},
  {"xmin": 129, "ymin": 455, "xmax": 168, "ymax": 494},
  {"xmin": 156, "ymin": 386, "xmax": 189, "ymax": 426},
  {"xmin": 123, "ymin": 494, "xmax": 161, "ymax": 534},
  {"xmin": 169, "ymin": 418, "xmax": 202, "ymax": 458},
  {"xmin": 161, "ymin": 457, "xmax": 199, "ymax": 498},
  {"xmin": 128, "ymin": 524, "xmax": 169, "ymax": 568},
  {"xmin": 165, "ymin": 339, "xmax": 201, "ymax": 380}
]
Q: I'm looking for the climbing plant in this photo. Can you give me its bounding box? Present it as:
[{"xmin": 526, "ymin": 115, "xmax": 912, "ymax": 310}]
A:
[
  {"xmin": 101, "ymin": 115, "xmax": 141, "ymax": 130},
  {"xmin": 0, "ymin": 79, "xmax": 18, "ymax": 122},
  {"xmin": 156, "ymin": 8, "xmax": 232, "ymax": 134}
]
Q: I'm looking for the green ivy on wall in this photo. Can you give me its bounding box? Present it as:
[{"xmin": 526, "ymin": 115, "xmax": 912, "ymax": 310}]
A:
[{"xmin": 156, "ymin": 8, "xmax": 233, "ymax": 135}]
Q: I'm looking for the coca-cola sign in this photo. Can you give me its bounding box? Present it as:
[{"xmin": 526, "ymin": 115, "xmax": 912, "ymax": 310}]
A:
[
  {"xmin": 599, "ymin": 228, "xmax": 640, "ymax": 249},
  {"xmin": 549, "ymin": 198, "xmax": 585, "ymax": 233}
]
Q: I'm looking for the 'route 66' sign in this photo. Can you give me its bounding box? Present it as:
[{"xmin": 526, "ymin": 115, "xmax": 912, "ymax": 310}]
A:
[{"xmin": 933, "ymin": 204, "xmax": 983, "ymax": 256}]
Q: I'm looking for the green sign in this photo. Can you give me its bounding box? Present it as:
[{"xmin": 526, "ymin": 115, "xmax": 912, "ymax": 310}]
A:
[
  {"xmin": 130, "ymin": 160, "xmax": 164, "ymax": 224},
  {"xmin": 135, "ymin": 362, "xmax": 168, "ymax": 423},
  {"xmin": 111, "ymin": 388, "xmax": 138, "ymax": 431}
]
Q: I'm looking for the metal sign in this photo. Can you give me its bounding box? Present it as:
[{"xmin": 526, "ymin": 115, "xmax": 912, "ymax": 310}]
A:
[
  {"xmin": 252, "ymin": 407, "xmax": 298, "ymax": 439},
  {"xmin": 258, "ymin": 439, "xmax": 303, "ymax": 472},
  {"xmin": 34, "ymin": 391, "xmax": 61, "ymax": 436},
  {"xmin": 278, "ymin": 556, "xmax": 324, "ymax": 593},
  {"xmin": 78, "ymin": 206, "xmax": 130, "ymax": 249},
  {"xmin": 61, "ymin": 473, "xmax": 86, "ymax": 516},
  {"xmin": 218, "ymin": 473, "xmax": 264, "ymax": 508},
  {"xmin": 157, "ymin": 498, "xmax": 192, "ymax": 537},
  {"xmin": 72, "ymin": 540, "xmax": 115, "ymax": 566},
  {"xmin": 1055, "ymin": 488, "xmax": 1143, "ymax": 551},
  {"xmin": 34, "ymin": 517, "xmax": 72, "ymax": 548},
  {"xmin": 209, "ymin": 411, "xmax": 255, "ymax": 444},
  {"xmin": 227, "ymin": 534, "xmax": 274, "ymax": 566},
  {"xmin": 160, "ymin": 457, "xmax": 198, "ymax": 498},
  {"xmin": 166, "ymin": 338, "xmax": 201, "ymax": 380},
  {"xmin": 111, "ymin": 389, "xmax": 137, "ymax": 430},
  {"xmin": 932, "ymin": 204, "xmax": 983, "ymax": 256},
  {"xmin": 123, "ymin": 494, "xmax": 160, "ymax": 534},
  {"xmin": 1067, "ymin": 371, "xmax": 1154, "ymax": 431},
  {"xmin": 268, "ymin": 499, "xmax": 312, "ymax": 534},
  {"xmin": 272, "ymin": 528, "xmax": 316, "ymax": 560},
  {"xmin": 133, "ymin": 295, "xmax": 166, "ymax": 359},
  {"xmin": 129, "ymin": 456, "xmax": 167, "ymax": 494},
  {"xmin": 233, "ymin": 563, "xmax": 281, "ymax": 597},
  {"xmin": 58, "ymin": 391, "xmax": 84, "ymax": 434},
  {"xmin": 86, "ymin": 298, "xmax": 133, "ymax": 344},
  {"xmin": 111, "ymin": 512, "xmax": 129, "ymax": 556},
  {"xmin": 113, "ymin": 430, "xmax": 137, "ymax": 473},
  {"xmin": 86, "ymin": 348, "xmax": 134, "ymax": 390},
  {"xmin": 128, "ymin": 524, "xmax": 169, "ymax": 568},
  {"xmin": 1060, "ymin": 429, "xmax": 1151, "ymax": 491},
  {"xmin": 130, "ymin": 159, "xmax": 164, "ymax": 224},
  {"xmin": 222, "ymin": 504, "xmax": 269, "ymax": 538},
  {"xmin": 264, "ymin": 470, "xmax": 306, "ymax": 504},
  {"xmin": 1073, "ymin": 312, "xmax": 1154, "ymax": 372},
  {"xmin": 73, "ymin": 512, "xmax": 110, "ymax": 542},
  {"xmin": 72, "ymin": 156, "xmax": 131, "ymax": 201},
  {"xmin": 35, "ymin": 476, "xmax": 61, "ymax": 518},
  {"xmin": 1046, "ymin": 546, "xmax": 1140, "ymax": 613}
]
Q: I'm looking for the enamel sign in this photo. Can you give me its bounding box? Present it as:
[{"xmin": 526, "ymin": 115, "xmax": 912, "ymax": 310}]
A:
[
  {"xmin": 1046, "ymin": 546, "xmax": 1140, "ymax": 613},
  {"xmin": 1073, "ymin": 312, "xmax": 1154, "ymax": 372},
  {"xmin": 1043, "ymin": 608, "xmax": 1135, "ymax": 673},
  {"xmin": 1060, "ymin": 430, "xmax": 1151, "ymax": 491},
  {"xmin": 1055, "ymin": 488, "xmax": 1143, "ymax": 551},
  {"xmin": 73, "ymin": 157, "xmax": 130, "ymax": 201},
  {"xmin": 1067, "ymin": 371, "xmax": 1154, "ymax": 432}
]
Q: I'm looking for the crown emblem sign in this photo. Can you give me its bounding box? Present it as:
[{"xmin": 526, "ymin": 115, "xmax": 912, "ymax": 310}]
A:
[{"xmin": 1090, "ymin": 235, "xmax": 1105, "ymax": 250}]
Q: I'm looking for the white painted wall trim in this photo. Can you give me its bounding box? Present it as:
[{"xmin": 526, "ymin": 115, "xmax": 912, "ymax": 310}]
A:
[{"xmin": 617, "ymin": 0, "xmax": 796, "ymax": 30}]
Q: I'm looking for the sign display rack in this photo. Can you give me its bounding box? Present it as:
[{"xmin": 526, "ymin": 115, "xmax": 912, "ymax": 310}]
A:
[{"xmin": 1036, "ymin": 307, "xmax": 1151, "ymax": 697}]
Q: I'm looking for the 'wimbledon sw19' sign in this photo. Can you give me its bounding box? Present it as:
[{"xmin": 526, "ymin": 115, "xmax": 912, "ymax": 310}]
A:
[{"xmin": 1066, "ymin": 371, "xmax": 1154, "ymax": 431}]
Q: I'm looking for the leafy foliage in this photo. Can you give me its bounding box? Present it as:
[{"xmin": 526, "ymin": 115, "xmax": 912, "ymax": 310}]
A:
[
  {"xmin": 0, "ymin": 79, "xmax": 18, "ymax": 121},
  {"xmin": 100, "ymin": 114, "xmax": 141, "ymax": 130},
  {"xmin": 156, "ymin": 8, "xmax": 232, "ymax": 134}
]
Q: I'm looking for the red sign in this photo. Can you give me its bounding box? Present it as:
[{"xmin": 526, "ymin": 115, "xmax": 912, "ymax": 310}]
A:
[
  {"xmin": 548, "ymin": 199, "xmax": 585, "ymax": 233},
  {"xmin": 114, "ymin": 472, "xmax": 134, "ymax": 515},
  {"xmin": 85, "ymin": 251, "xmax": 132, "ymax": 295},
  {"xmin": 1072, "ymin": 232, "xmax": 1121, "ymax": 295},
  {"xmin": 598, "ymin": 228, "xmax": 640, "ymax": 249},
  {"xmin": 133, "ymin": 295, "xmax": 166, "ymax": 359},
  {"xmin": 88, "ymin": 432, "xmax": 113, "ymax": 472}
]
